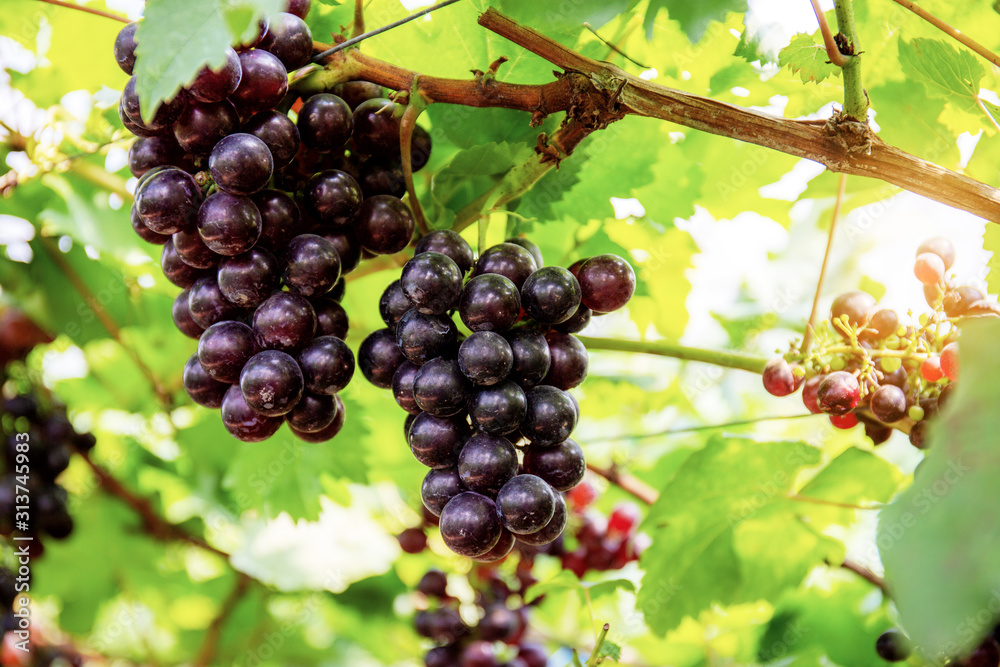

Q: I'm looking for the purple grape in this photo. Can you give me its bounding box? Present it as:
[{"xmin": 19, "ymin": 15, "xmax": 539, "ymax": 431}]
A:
[
  {"xmin": 252, "ymin": 189, "xmax": 303, "ymax": 249},
  {"xmin": 332, "ymin": 81, "xmax": 383, "ymax": 109},
  {"xmin": 322, "ymin": 230, "xmax": 362, "ymax": 274},
  {"xmin": 401, "ymin": 251, "xmax": 462, "ymax": 315},
  {"xmin": 421, "ymin": 466, "xmax": 465, "ymax": 516},
  {"xmin": 285, "ymin": 391, "xmax": 337, "ymax": 432},
  {"xmin": 230, "ymin": 50, "xmax": 288, "ymax": 114},
  {"xmin": 172, "ymin": 288, "xmax": 205, "ymax": 338},
  {"xmin": 289, "ymin": 395, "xmax": 346, "ymax": 442},
  {"xmin": 311, "ymin": 297, "xmax": 349, "ymax": 339},
  {"xmin": 497, "ymin": 474, "xmax": 556, "ymax": 535},
  {"xmin": 197, "ymin": 192, "xmax": 262, "ymax": 256},
  {"xmin": 197, "ymin": 320, "xmax": 259, "ymax": 383},
  {"xmin": 298, "ymin": 335, "xmax": 355, "ymax": 395},
  {"xmin": 439, "ymin": 492, "xmax": 503, "ymax": 558},
  {"xmin": 457, "ymin": 433, "xmax": 517, "ymax": 497},
  {"xmin": 395, "ymin": 309, "xmax": 458, "ymax": 365},
  {"xmin": 504, "ymin": 329, "xmax": 551, "ymax": 388},
  {"xmin": 173, "ymin": 226, "xmax": 219, "ymax": 269},
  {"xmin": 173, "ymin": 100, "xmax": 239, "ymax": 156},
  {"xmin": 244, "ymin": 110, "xmax": 300, "ymax": 168},
  {"xmin": 252, "ymin": 291, "xmax": 317, "ymax": 351},
  {"xmin": 258, "ymin": 12, "xmax": 313, "ymax": 71},
  {"xmin": 459, "ymin": 274, "xmax": 521, "ymax": 332},
  {"xmin": 408, "ymin": 412, "xmax": 471, "ymax": 469},
  {"xmin": 473, "ymin": 243, "xmax": 538, "ymax": 290},
  {"xmin": 577, "ymin": 254, "xmax": 635, "ymax": 314},
  {"xmin": 209, "ymin": 133, "xmax": 273, "ymax": 196},
  {"xmin": 379, "ymin": 279, "xmax": 412, "ymax": 332},
  {"xmin": 282, "ymin": 234, "xmax": 341, "ymax": 296},
  {"xmin": 217, "ymin": 247, "xmax": 280, "ymax": 308},
  {"xmin": 505, "ymin": 237, "xmax": 543, "ymax": 268},
  {"xmin": 521, "ymin": 266, "xmax": 581, "ymax": 324},
  {"xmin": 359, "ymin": 159, "xmax": 404, "ymax": 197},
  {"xmin": 522, "ymin": 439, "xmax": 585, "ymax": 492},
  {"xmin": 297, "ymin": 94, "xmax": 353, "ymax": 152},
  {"xmin": 135, "ymin": 167, "xmax": 203, "ymax": 235},
  {"xmin": 189, "ymin": 47, "xmax": 242, "ymax": 103},
  {"xmin": 161, "ymin": 239, "xmax": 208, "ymax": 288},
  {"xmin": 240, "ymin": 349, "xmax": 304, "ymax": 416},
  {"xmin": 414, "ymin": 229, "xmax": 474, "ymax": 274},
  {"xmin": 515, "ymin": 492, "xmax": 566, "ymax": 546},
  {"xmin": 522, "ymin": 385, "xmax": 577, "ymax": 446},
  {"xmin": 358, "ymin": 328, "xmax": 406, "ymax": 389},
  {"xmin": 392, "ymin": 362, "xmax": 421, "ymax": 415},
  {"xmin": 285, "ymin": 0, "xmax": 311, "ymax": 19},
  {"xmin": 188, "ymin": 275, "xmax": 244, "ymax": 328},
  {"xmin": 354, "ymin": 195, "xmax": 414, "ymax": 255},
  {"xmin": 182, "ymin": 354, "xmax": 228, "ymax": 408},
  {"xmin": 221, "ymin": 384, "xmax": 282, "ymax": 442},
  {"xmin": 131, "ymin": 205, "xmax": 170, "ymax": 245},
  {"xmin": 413, "ymin": 358, "xmax": 471, "ymax": 417},
  {"xmin": 114, "ymin": 22, "xmax": 138, "ymax": 74},
  {"xmin": 542, "ymin": 331, "xmax": 588, "ymax": 390},
  {"xmin": 469, "ymin": 381, "xmax": 526, "ymax": 435},
  {"xmin": 120, "ymin": 77, "xmax": 186, "ymax": 132},
  {"xmin": 128, "ymin": 135, "xmax": 186, "ymax": 177},
  {"xmin": 303, "ymin": 170, "xmax": 363, "ymax": 226},
  {"xmin": 352, "ymin": 98, "xmax": 400, "ymax": 156},
  {"xmin": 458, "ymin": 331, "xmax": 513, "ymax": 386}
]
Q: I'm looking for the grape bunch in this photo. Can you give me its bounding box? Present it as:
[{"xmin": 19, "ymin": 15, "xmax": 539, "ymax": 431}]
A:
[
  {"xmin": 115, "ymin": 1, "xmax": 434, "ymax": 443},
  {"xmin": 875, "ymin": 627, "xmax": 1000, "ymax": 665},
  {"xmin": 762, "ymin": 236, "xmax": 990, "ymax": 449},
  {"xmin": 554, "ymin": 481, "xmax": 646, "ymax": 576},
  {"xmin": 415, "ymin": 566, "xmax": 548, "ymax": 667},
  {"xmin": 359, "ymin": 235, "xmax": 635, "ymax": 559}
]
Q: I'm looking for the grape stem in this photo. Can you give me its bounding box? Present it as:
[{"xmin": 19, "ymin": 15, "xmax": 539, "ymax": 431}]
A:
[
  {"xmin": 584, "ymin": 623, "xmax": 611, "ymax": 667},
  {"xmin": 801, "ymin": 173, "xmax": 847, "ymax": 354},
  {"xmin": 833, "ymin": 0, "xmax": 868, "ymax": 121},
  {"xmin": 352, "ymin": 0, "xmax": 365, "ymax": 38},
  {"xmin": 34, "ymin": 0, "xmax": 129, "ymax": 23},
  {"xmin": 79, "ymin": 451, "xmax": 229, "ymax": 558},
  {"xmin": 577, "ymin": 336, "xmax": 768, "ymax": 374},
  {"xmin": 808, "ymin": 0, "xmax": 850, "ymax": 67},
  {"xmin": 193, "ymin": 573, "xmax": 254, "ymax": 667},
  {"xmin": 889, "ymin": 0, "xmax": 1000, "ymax": 70},
  {"xmin": 399, "ymin": 101, "xmax": 430, "ymax": 234}
]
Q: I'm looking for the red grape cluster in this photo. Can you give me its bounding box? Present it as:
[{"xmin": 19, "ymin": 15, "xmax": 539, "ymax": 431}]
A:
[
  {"xmin": 360, "ymin": 238, "xmax": 636, "ymax": 559},
  {"xmin": 762, "ymin": 237, "xmax": 990, "ymax": 448},
  {"xmin": 415, "ymin": 567, "xmax": 548, "ymax": 667},
  {"xmin": 115, "ymin": 2, "xmax": 434, "ymax": 443},
  {"xmin": 556, "ymin": 482, "xmax": 645, "ymax": 576}
]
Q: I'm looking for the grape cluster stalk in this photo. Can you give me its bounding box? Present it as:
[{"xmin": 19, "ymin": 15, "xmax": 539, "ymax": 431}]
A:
[
  {"xmin": 360, "ymin": 233, "xmax": 636, "ymax": 559},
  {"xmin": 116, "ymin": 0, "xmax": 434, "ymax": 443}
]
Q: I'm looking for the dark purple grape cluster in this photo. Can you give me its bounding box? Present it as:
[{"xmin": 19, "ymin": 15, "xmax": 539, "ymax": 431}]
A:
[
  {"xmin": 762, "ymin": 236, "xmax": 990, "ymax": 450},
  {"xmin": 415, "ymin": 566, "xmax": 549, "ymax": 667},
  {"xmin": 0, "ymin": 389, "xmax": 93, "ymax": 559},
  {"xmin": 360, "ymin": 238, "xmax": 636, "ymax": 559},
  {"xmin": 116, "ymin": 2, "xmax": 434, "ymax": 443}
]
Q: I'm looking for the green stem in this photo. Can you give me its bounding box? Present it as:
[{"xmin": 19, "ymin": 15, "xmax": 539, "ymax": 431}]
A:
[
  {"xmin": 577, "ymin": 336, "xmax": 768, "ymax": 374},
  {"xmin": 833, "ymin": 0, "xmax": 867, "ymax": 120},
  {"xmin": 585, "ymin": 623, "xmax": 611, "ymax": 667}
]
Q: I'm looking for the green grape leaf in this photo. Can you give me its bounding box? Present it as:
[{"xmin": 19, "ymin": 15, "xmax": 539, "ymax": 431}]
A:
[
  {"xmin": 133, "ymin": 0, "xmax": 282, "ymax": 119},
  {"xmin": 879, "ymin": 319, "xmax": 1000, "ymax": 659},
  {"xmin": 779, "ymin": 33, "xmax": 840, "ymax": 84},
  {"xmin": 645, "ymin": 0, "xmax": 747, "ymax": 42},
  {"xmin": 898, "ymin": 38, "xmax": 984, "ymax": 106},
  {"xmin": 524, "ymin": 569, "xmax": 635, "ymax": 604},
  {"xmin": 596, "ymin": 639, "xmax": 622, "ymax": 662},
  {"xmin": 638, "ymin": 437, "xmax": 834, "ymax": 635},
  {"xmin": 798, "ymin": 447, "xmax": 904, "ymax": 505}
]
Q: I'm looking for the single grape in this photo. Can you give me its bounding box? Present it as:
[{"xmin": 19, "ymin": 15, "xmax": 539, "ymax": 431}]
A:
[
  {"xmin": 410, "ymin": 125, "xmax": 433, "ymax": 171},
  {"xmin": 161, "ymin": 239, "xmax": 209, "ymax": 288},
  {"xmin": 358, "ymin": 328, "xmax": 407, "ymax": 388},
  {"xmin": 114, "ymin": 22, "xmax": 138, "ymax": 74},
  {"xmin": 359, "ymin": 158, "xmax": 405, "ymax": 197},
  {"xmin": 283, "ymin": 390, "xmax": 337, "ymax": 433},
  {"xmin": 504, "ymin": 237, "xmax": 543, "ymax": 268},
  {"xmin": 395, "ymin": 309, "xmax": 458, "ymax": 365},
  {"xmin": 414, "ymin": 230, "xmax": 474, "ymax": 274},
  {"xmin": 391, "ymin": 362, "xmax": 421, "ymax": 415},
  {"xmin": 520, "ymin": 266, "xmax": 581, "ymax": 324},
  {"xmin": 542, "ymin": 331, "xmax": 588, "ymax": 390},
  {"xmin": 131, "ymin": 205, "xmax": 171, "ymax": 245},
  {"xmin": 940, "ymin": 341, "xmax": 959, "ymax": 381},
  {"xmin": 197, "ymin": 192, "xmax": 262, "ymax": 256},
  {"xmin": 408, "ymin": 412, "xmax": 471, "ymax": 469},
  {"xmin": 297, "ymin": 335, "xmax": 355, "ymax": 395},
  {"xmin": 135, "ymin": 167, "xmax": 203, "ymax": 234},
  {"xmin": 182, "ymin": 354, "xmax": 228, "ymax": 408},
  {"xmin": 830, "ymin": 291, "xmax": 876, "ymax": 330},
  {"xmin": 870, "ymin": 384, "xmax": 907, "ymax": 423},
  {"xmin": 217, "ymin": 247, "xmax": 280, "ymax": 307},
  {"xmin": 284, "ymin": 0, "xmax": 311, "ymax": 19},
  {"xmin": 244, "ymin": 110, "xmax": 300, "ymax": 168},
  {"xmin": 439, "ymin": 492, "xmax": 503, "ymax": 558},
  {"xmin": 252, "ymin": 189, "xmax": 303, "ymax": 250},
  {"xmin": 240, "ymin": 349, "xmax": 303, "ymax": 417},
  {"xmin": 761, "ymin": 357, "xmax": 800, "ymax": 397},
  {"xmin": 401, "ymin": 252, "xmax": 463, "ymax": 315},
  {"xmin": 221, "ymin": 384, "xmax": 283, "ymax": 442},
  {"xmin": 916, "ymin": 236, "xmax": 955, "ymax": 270},
  {"xmin": 354, "ymin": 194, "xmax": 415, "ymax": 255},
  {"xmin": 522, "ymin": 438, "xmax": 585, "ymax": 492},
  {"xmin": 173, "ymin": 100, "xmax": 239, "ymax": 156},
  {"xmin": 515, "ymin": 492, "xmax": 566, "ymax": 546},
  {"xmin": 197, "ymin": 320, "xmax": 259, "ymax": 383},
  {"xmin": 189, "ymin": 47, "xmax": 242, "ymax": 103},
  {"xmin": 921, "ymin": 356, "xmax": 944, "ymax": 382},
  {"xmin": 303, "ymin": 170, "xmax": 364, "ymax": 226},
  {"xmin": 311, "ymin": 297, "xmax": 349, "ymax": 339},
  {"xmin": 914, "ymin": 252, "xmax": 945, "ymax": 286},
  {"xmin": 860, "ymin": 415, "xmax": 893, "ymax": 445},
  {"xmin": 421, "ymin": 466, "xmax": 465, "ymax": 516},
  {"xmin": 413, "ymin": 358, "xmax": 472, "ymax": 417},
  {"xmin": 252, "ymin": 291, "xmax": 317, "ymax": 351},
  {"xmin": 120, "ymin": 97, "xmax": 159, "ymax": 137},
  {"xmin": 398, "ymin": 527, "xmax": 428, "ymax": 554},
  {"xmin": 504, "ymin": 329, "xmax": 551, "ymax": 388},
  {"xmin": 188, "ymin": 275, "xmax": 244, "ymax": 328},
  {"xmin": 522, "ymin": 385, "xmax": 577, "ymax": 446},
  {"xmin": 120, "ymin": 77, "xmax": 186, "ymax": 131},
  {"xmin": 943, "ymin": 285, "xmax": 984, "ymax": 317},
  {"xmin": 172, "ymin": 288, "xmax": 205, "ymax": 339},
  {"xmin": 867, "ymin": 308, "xmax": 899, "ymax": 339},
  {"xmin": 816, "ymin": 371, "xmax": 860, "ymax": 415},
  {"xmin": 379, "ymin": 279, "xmax": 412, "ymax": 332},
  {"xmin": 577, "ymin": 254, "xmax": 636, "ymax": 314},
  {"xmin": 281, "ymin": 234, "xmax": 341, "ymax": 296},
  {"xmin": 128, "ymin": 135, "xmax": 186, "ymax": 177},
  {"xmin": 496, "ymin": 474, "xmax": 556, "ymax": 535},
  {"xmin": 608, "ymin": 502, "xmax": 641, "ymax": 536},
  {"xmin": 289, "ymin": 395, "xmax": 346, "ymax": 442},
  {"xmin": 459, "ymin": 274, "xmax": 522, "ymax": 333},
  {"xmin": 477, "ymin": 604, "xmax": 520, "ymax": 642},
  {"xmin": 322, "ymin": 230, "xmax": 362, "ymax": 275},
  {"xmin": 258, "ymin": 12, "xmax": 313, "ymax": 71},
  {"xmin": 209, "ymin": 133, "xmax": 273, "ymax": 196},
  {"xmin": 875, "ymin": 629, "xmax": 912, "ymax": 662},
  {"xmin": 469, "ymin": 381, "xmax": 526, "ymax": 436},
  {"xmin": 461, "ymin": 641, "xmax": 497, "ymax": 667},
  {"xmin": 473, "ymin": 243, "xmax": 538, "ymax": 291},
  {"xmin": 416, "ymin": 570, "xmax": 448, "ymax": 598},
  {"xmin": 352, "ymin": 98, "xmax": 401, "ymax": 156},
  {"xmin": 297, "ymin": 94, "xmax": 353, "ymax": 152},
  {"xmin": 230, "ymin": 49, "xmax": 289, "ymax": 114},
  {"xmin": 173, "ymin": 226, "xmax": 220, "ymax": 269},
  {"xmin": 457, "ymin": 433, "xmax": 517, "ymax": 497},
  {"xmin": 801, "ymin": 375, "xmax": 823, "ymax": 413},
  {"xmin": 458, "ymin": 331, "xmax": 513, "ymax": 386}
]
